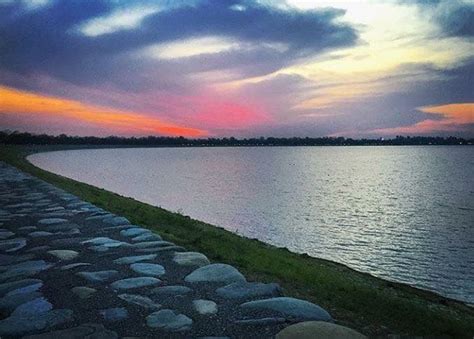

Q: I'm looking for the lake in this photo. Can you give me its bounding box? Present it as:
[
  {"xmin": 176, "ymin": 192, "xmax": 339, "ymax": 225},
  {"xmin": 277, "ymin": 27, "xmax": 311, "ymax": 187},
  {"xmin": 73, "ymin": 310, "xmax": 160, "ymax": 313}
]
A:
[{"xmin": 28, "ymin": 146, "xmax": 474, "ymax": 304}]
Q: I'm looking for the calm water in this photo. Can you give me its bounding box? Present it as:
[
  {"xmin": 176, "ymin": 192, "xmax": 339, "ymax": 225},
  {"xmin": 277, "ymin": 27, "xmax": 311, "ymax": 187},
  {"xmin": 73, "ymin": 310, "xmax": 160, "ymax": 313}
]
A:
[{"xmin": 28, "ymin": 146, "xmax": 474, "ymax": 303}]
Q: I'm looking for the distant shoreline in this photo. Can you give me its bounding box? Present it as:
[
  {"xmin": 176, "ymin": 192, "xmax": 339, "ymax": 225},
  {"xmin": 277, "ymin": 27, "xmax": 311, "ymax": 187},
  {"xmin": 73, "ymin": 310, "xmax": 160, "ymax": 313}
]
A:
[{"xmin": 1, "ymin": 131, "xmax": 473, "ymax": 147}]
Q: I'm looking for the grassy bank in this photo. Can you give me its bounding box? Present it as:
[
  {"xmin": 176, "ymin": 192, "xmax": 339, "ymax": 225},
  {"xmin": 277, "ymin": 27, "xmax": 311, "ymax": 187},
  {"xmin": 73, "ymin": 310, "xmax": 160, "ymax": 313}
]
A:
[{"xmin": 1, "ymin": 144, "xmax": 473, "ymax": 337}]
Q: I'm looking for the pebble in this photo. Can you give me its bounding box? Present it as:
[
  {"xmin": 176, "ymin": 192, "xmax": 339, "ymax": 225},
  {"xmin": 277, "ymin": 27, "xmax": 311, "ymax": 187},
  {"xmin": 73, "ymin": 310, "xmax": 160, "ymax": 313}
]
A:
[
  {"xmin": 0, "ymin": 238, "xmax": 27, "ymax": 253},
  {"xmin": 110, "ymin": 277, "xmax": 161, "ymax": 290},
  {"xmin": 113, "ymin": 254, "xmax": 157, "ymax": 265},
  {"xmin": 131, "ymin": 233, "xmax": 162, "ymax": 242},
  {"xmin": 241, "ymin": 297, "xmax": 332, "ymax": 322},
  {"xmin": 130, "ymin": 263, "xmax": 166, "ymax": 277},
  {"xmin": 151, "ymin": 285, "xmax": 192, "ymax": 296},
  {"xmin": 48, "ymin": 250, "xmax": 79, "ymax": 261},
  {"xmin": 185, "ymin": 264, "xmax": 246, "ymax": 284},
  {"xmin": 118, "ymin": 293, "xmax": 161, "ymax": 310},
  {"xmin": 38, "ymin": 218, "xmax": 68, "ymax": 225},
  {"xmin": 60, "ymin": 262, "xmax": 91, "ymax": 270},
  {"xmin": 22, "ymin": 323, "xmax": 118, "ymax": 339},
  {"xmin": 0, "ymin": 279, "xmax": 43, "ymax": 296},
  {"xmin": 120, "ymin": 228, "xmax": 150, "ymax": 237},
  {"xmin": 174, "ymin": 252, "xmax": 210, "ymax": 267},
  {"xmin": 76, "ymin": 270, "xmax": 119, "ymax": 283},
  {"xmin": 72, "ymin": 286, "xmax": 97, "ymax": 299},
  {"xmin": 146, "ymin": 309, "xmax": 193, "ymax": 331},
  {"xmin": 29, "ymin": 231, "xmax": 54, "ymax": 237},
  {"xmin": 100, "ymin": 307, "xmax": 128, "ymax": 321},
  {"xmin": 102, "ymin": 216, "xmax": 130, "ymax": 226},
  {"xmin": 0, "ymin": 260, "xmax": 53, "ymax": 281},
  {"xmin": 193, "ymin": 299, "xmax": 218, "ymax": 315},
  {"xmin": 216, "ymin": 282, "xmax": 281, "ymax": 300}
]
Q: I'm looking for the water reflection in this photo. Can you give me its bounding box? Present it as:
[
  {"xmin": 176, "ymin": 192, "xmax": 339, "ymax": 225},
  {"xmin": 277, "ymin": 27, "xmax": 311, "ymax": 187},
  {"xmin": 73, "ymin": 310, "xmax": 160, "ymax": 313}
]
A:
[{"xmin": 29, "ymin": 146, "xmax": 474, "ymax": 303}]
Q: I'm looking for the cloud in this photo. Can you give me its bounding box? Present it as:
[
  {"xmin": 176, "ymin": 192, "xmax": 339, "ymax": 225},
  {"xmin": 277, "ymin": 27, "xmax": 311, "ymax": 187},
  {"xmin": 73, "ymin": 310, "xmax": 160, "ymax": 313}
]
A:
[
  {"xmin": 370, "ymin": 103, "xmax": 474, "ymax": 135},
  {"xmin": 0, "ymin": 85, "xmax": 206, "ymax": 136},
  {"xmin": 406, "ymin": 0, "xmax": 474, "ymax": 38},
  {"xmin": 0, "ymin": 0, "xmax": 357, "ymax": 87}
]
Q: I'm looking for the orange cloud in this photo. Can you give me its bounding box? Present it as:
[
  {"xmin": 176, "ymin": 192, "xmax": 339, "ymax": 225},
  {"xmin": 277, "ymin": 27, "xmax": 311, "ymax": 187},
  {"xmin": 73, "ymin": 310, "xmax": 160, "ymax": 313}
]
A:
[
  {"xmin": 0, "ymin": 86, "xmax": 207, "ymax": 137},
  {"xmin": 372, "ymin": 103, "xmax": 474, "ymax": 135}
]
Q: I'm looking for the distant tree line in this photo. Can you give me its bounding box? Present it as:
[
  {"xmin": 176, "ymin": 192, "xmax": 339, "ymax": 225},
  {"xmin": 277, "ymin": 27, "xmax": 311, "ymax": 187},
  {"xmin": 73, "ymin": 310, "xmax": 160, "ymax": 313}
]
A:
[{"xmin": 0, "ymin": 130, "xmax": 472, "ymax": 146}]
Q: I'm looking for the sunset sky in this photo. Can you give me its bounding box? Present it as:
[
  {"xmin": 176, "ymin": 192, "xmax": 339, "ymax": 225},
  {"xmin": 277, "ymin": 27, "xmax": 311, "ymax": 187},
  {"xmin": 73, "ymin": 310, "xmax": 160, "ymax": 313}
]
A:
[{"xmin": 1, "ymin": 0, "xmax": 473, "ymax": 138}]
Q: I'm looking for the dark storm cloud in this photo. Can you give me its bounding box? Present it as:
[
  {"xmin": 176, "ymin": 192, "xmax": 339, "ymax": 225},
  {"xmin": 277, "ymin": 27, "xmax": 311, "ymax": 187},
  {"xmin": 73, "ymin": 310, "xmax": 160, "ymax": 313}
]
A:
[
  {"xmin": 0, "ymin": 0, "xmax": 358, "ymax": 88},
  {"xmin": 406, "ymin": 0, "xmax": 474, "ymax": 38}
]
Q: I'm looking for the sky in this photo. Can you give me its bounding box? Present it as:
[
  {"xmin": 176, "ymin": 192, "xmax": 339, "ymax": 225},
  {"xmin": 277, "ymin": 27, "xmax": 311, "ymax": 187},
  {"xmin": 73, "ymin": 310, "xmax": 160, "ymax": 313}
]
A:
[{"xmin": 0, "ymin": 0, "xmax": 473, "ymax": 138}]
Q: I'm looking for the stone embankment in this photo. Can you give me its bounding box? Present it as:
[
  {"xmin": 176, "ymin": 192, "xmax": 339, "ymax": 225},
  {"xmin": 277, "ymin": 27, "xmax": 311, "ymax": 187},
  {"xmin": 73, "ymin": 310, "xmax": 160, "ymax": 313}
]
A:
[{"xmin": 0, "ymin": 161, "xmax": 365, "ymax": 338}]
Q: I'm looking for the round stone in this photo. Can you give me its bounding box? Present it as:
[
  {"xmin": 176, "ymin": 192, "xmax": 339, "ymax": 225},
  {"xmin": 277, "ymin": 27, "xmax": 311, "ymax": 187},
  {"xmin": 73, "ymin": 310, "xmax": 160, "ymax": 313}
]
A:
[
  {"xmin": 48, "ymin": 250, "xmax": 79, "ymax": 261},
  {"xmin": 173, "ymin": 252, "xmax": 210, "ymax": 267},
  {"xmin": 100, "ymin": 307, "xmax": 128, "ymax": 321},
  {"xmin": 193, "ymin": 299, "xmax": 218, "ymax": 315},
  {"xmin": 216, "ymin": 282, "xmax": 281, "ymax": 300},
  {"xmin": 184, "ymin": 264, "xmax": 246, "ymax": 284},
  {"xmin": 130, "ymin": 263, "xmax": 165, "ymax": 277},
  {"xmin": 72, "ymin": 286, "xmax": 97, "ymax": 299},
  {"xmin": 241, "ymin": 297, "xmax": 332, "ymax": 322},
  {"xmin": 276, "ymin": 321, "xmax": 367, "ymax": 339},
  {"xmin": 146, "ymin": 309, "xmax": 192, "ymax": 331},
  {"xmin": 110, "ymin": 277, "xmax": 161, "ymax": 290}
]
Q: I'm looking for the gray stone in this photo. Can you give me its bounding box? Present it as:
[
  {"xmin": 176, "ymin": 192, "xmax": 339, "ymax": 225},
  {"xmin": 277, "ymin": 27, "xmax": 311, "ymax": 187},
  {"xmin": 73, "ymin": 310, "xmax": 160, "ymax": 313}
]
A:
[
  {"xmin": 216, "ymin": 282, "xmax": 281, "ymax": 300},
  {"xmin": 22, "ymin": 323, "xmax": 118, "ymax": 339},
  {"xmin": 0, "ymin": 260, "xmax": 53, "ymax": 281},
  {"xmin": 120, "ymin": 228, "xmax": 150, "ymax": 237},
  {"xmin": 240, "ymin": 297, "xmax": 332, "ymax": 322},
  {"xmin": 18, "ymin": 226, "xmax": 37, "ymax": 232},
  {"xmin": 44, "ymin": 206, "xmax": 65, "ymax": 212},
  {"xmin": 131, "ymin": 233, "xmax": 162, "ymax": 242},
  {"xmin": 100, "ymin": 307, "xmax": 128, "ymax": 321},
  {"xmin": 146, "ymin": 309, "xmax": 193, "ymax": 331},
  {"xmin": 185, "ymin": 264, "xmax": 246, "ymax": 284},
  {"xmin": 88, "ymin": 246, "xmax": 110, "ymax": 252},
  {"xmin": 0, "ymin": 291, "xmax": 42, "ymax": 312},
  {"xmin": 130, "ymin": 263, "xmax": 165, "ymax": 277},
  {"xmin": 151, "ymin": 285, "xmax": 192, "ymax": 296},
  {"xmin": 193, "ymin": 299, "xmax": 218, "ymax": 315},
  {"xmin": 81, "ymin": 237, "xmax": 122, "ymax": 246},
  {"xmin": 0, "ymin": 238, "xmax": 27, "ymax": 253},
  {"xmin": 50, "ymin": 237, "xmax": 90, "ymax": 247},
  {"xmin": 118, "ymin": 293, "xmax": 161, "ymax": 310},
  {"xmin": 110, "ymin": 277, "xmax": 161, "ymax": 290},
  {"xmin": 6, "ymin": 281, "xmax": 42, "ymax": 296},
  {"xmin": 0, "ymin": 231, "xmax": 14, "ymax": 239},
  {"xmin": 86, "ymin": 214, "xmax": 113, "ymax": 221},
  {"xmin": 0, "ymin": 308, "xmax": 73, "ymax": 336},
  {"xmin": 113, "ymin": 254, "xmax": 157, "ymax": 265},
  {"xmin": 234, "ymin": 317, "xmax": 286, "ymax": 325},
  {"xmin": 174, "ymin": 252, "xmax": 210, "ymax": 267},
  {"xmin": 48, "ymin": 250, "xmax": 79, "ymax": 260},
  {"xmin": 102, "ymin": 216, "xmax": 130, "ymax": 226},
  {"xmin": 38, "ymin": 218, "xmax": 68, "ymax": 225},
  {"xmin": 276, "ymin": 321, "xmax": 367, "ymax": 339},
  {"xmin": 29, "ymin": 231, "xmax": 54, "ymax": 237},
  {"xmin": 0, "ymin": 253, "xmax": 35, "ymax": 266},
  {"xmin": 27, "ymin": 245, "xmax": 51, "ymax": 253},
  {"xmin": 132, "ymin": 240, "xmax": 174, "ymax": 249},
  {"xmin": 60, "ymin": 262, "xmax": 91, "ymax": 270},
  {"xmin": 77, "ymin": 270, "xmax": 119, "ymax": 283},
  {"xmin": 136, "ymin": 245, "xmax": 185, "ymax": 253},
  {"xmin": 0, "ymin": 279, "xmax": 42, "ymax": 296},
  {"xmin": 12, "ymin": 297, "xmax": 52, "ymax": 316},
  {"xmin": 72, "ymin": 286, "xmax": 97, "ymax": 299}
]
